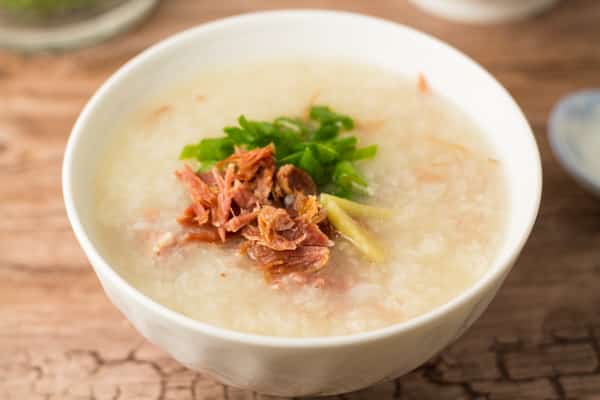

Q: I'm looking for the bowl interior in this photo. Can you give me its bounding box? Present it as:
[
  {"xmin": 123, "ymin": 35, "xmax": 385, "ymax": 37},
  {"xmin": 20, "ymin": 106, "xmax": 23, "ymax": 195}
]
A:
[{"xmin": 64, "ymin": 10, "xmax": 541, "ymax": 342}]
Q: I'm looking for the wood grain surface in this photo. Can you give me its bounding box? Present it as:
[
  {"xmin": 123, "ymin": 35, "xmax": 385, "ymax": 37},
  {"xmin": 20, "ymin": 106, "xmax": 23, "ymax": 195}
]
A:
[{"xmin": 2, "ymin": 1, "xmax": 600, "ymax": 399}]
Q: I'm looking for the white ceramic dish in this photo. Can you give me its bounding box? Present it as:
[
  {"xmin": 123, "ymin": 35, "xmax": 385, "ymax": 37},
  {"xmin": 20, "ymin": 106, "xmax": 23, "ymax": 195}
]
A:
[
  {"xmin": 548, "ymin": 90, "xmax": 600, "ymax": 197},
  {"xmin": 63, "ymin": 10, "xmax": 542, "ymax": 396},
  {"xmin": 409, "ymin": 0, "xmax": 558, "ymax": 23}
]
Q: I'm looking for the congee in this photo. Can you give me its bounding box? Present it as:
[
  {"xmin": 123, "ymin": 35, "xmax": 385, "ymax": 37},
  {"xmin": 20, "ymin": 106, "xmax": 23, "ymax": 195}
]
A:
[{"xmin": 94, "ymin": 60, "xmax": 507, "ymax": 337}]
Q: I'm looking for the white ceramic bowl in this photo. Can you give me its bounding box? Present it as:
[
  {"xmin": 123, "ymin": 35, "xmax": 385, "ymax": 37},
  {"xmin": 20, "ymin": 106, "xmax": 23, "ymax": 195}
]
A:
[
  {"xmin": 409, "ymin": 0, "xmax": 558, "ymax": 23},
  {"xmin": 63, "ymin": 10, "xmax": 542, "ymax": 396}
]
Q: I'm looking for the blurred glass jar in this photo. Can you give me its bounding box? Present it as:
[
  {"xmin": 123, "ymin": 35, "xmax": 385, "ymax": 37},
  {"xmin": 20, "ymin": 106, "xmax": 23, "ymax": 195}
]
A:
[{"xmin": 0, "ymin": 0, "xmax": 158, "ymax": 51}]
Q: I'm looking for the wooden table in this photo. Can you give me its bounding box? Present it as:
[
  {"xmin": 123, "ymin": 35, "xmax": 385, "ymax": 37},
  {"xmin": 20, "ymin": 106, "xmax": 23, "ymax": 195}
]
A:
[{"xmin": 2, "ymin": 1, "xmax": 600, "ymax": 399}]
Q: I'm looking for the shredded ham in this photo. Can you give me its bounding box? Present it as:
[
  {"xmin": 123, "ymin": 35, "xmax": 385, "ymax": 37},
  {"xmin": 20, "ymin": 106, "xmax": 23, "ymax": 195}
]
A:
[
  {"xmin": 216, "ymin": 144, "xmax": 275, "ymax": 181},
  {"xmin": 242, "ymin": 206, "xmax": 306, "ymax": 251},
  {"xmin": 224, "ymin": 209, "xmax": 259, "ymax": 233},
  {"xmin": 175, "ymin": 164, "xmax": 216, "ymax": 205},
  {"xmin": 175, "ymin": 146, "xmax": 275, "ymax": 241},
  {"xmin": 298, "ymin": 222, "xmax": 333, "ymax": 247},
  {"xmin": 212, "ymin": 164, "xmax": 236, "ymax": 241},
  {"xmin": 176, "ymin": 205, "xmax": 196, "ymax": 226},
  {"xmin": 290, "ymin": 193, "xmax": 327, "ymax": 224},
  {"xmin": 241, "ymin": 202, "xmax": 333, "ymax": 277},
  {"xmin": 181, "ymin": 226, "xmax": 221, "ymax": 243},
  {"xmin": 175, "ymin": 145, "xmax": 333, "ymax": 281},
  {"xmin": 152, "ymin": 227, "xmax": 221, "ymax": 257},
  {"xmin": 418, "ymin": 72, "xmax": 430, "ymax": 94},
  {"xmin": 231, "ymin": 180, "xmax": 257, "ymax": 210},
  {"xmin": 275, "ymin": 164, "xmax": 316, "ymax": 198},
  {"xmin": 254, "ymin": 164, "xmax": 276, "ymax": 204},
  {"xmin": 246, "ymin": 244, "xmax": 330, "ymax": 280}
]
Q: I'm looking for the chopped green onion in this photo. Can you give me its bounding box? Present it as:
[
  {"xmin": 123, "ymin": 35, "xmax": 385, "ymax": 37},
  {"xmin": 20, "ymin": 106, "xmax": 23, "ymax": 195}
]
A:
[
  {"xmin": 180, "ymin": 105, "xmax": 376, "ymax": 197},
  {"xmin": 278, "ymin": 150, "xmax": 303, "ymax": 166},
  {"xmin": 312, "ymin": 143, "xmax": 339, "ymax": 164},
  {"xmin": 197, "ymin": 160, "xmax": 216, "ymax": 172},
  {"xmin": 309, "ymin": 105, "xmax": 354, "ymax": 130},
  {"xmin": 299, "ymin": 147, "xmax": 325, "ymax": 184},
  {"xmin": 333, "ymin": 161, "xmax": 369, "ymax": 197},
  {"xmin": 224, "ymin": 126, "xmax": 252, "ymax": 144},
  {"xmin": 311, "ymin": 123, "xmax": 339, "ymax": 141},
  {"xmin": 329, "ymin": 136, "xmax": 358, "ymax": 160},
  {"xmin": 352, "ymin": 145, "xmax": 378, "ymax": 161},
  {"xmin": 180, "ymin": 144, "xmax": 199, "ymax": 160},
  {"xmin": 179, "ymin": 137, "xmax": 234, "ymax": 161},
  {"xmin": 274, "ymin": 117, "xmax": 310, "ymax": 137}
]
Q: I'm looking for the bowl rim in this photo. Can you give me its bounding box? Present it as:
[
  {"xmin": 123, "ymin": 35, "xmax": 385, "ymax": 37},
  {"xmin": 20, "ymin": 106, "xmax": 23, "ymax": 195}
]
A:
[
  {"xmin": 548, "ymin": 89, "xmax": 600, "ymax": 195},
  {"xmin": 62, "ymin": 9, "xmax": 542, "ymax": 348}
]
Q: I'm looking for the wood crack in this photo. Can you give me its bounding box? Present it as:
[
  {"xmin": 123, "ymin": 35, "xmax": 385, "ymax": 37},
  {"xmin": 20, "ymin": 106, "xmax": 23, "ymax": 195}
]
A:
[
  {"xmin": 14, "ymin": 330, "xmax": 600, "ymax": 399},
  {"xmin": 0, "ymin": 260, "xmax": 86, "ymax": 275},
  {"xmin": 587, "ymin": 327, "xmax": 600, "ymax": 374}
]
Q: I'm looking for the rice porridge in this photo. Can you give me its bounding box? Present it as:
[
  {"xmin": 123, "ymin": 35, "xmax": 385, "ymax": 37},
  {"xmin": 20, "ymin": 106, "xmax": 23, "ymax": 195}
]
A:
[{"xmin": 93, "ymin": 60, "xmax": 507, "ymax": 337}]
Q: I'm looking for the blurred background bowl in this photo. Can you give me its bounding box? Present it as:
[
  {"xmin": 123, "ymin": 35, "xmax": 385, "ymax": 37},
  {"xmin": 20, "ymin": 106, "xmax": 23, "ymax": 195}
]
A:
[
  {"xmin": 0, "ymin": 0, "xmax": 158, "ymax": 51},
  {"xmin": 548, "ymin": 90, "xmax": 600, "ymax": 198},
  {"xmin": 409, "ymin": 0, "xmax": 559, "ymax": 23}
]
